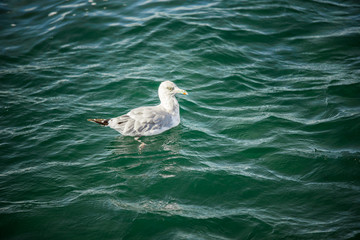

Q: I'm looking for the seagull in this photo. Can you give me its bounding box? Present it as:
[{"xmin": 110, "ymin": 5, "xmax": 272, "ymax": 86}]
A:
[{"xmin": 88, "ymin": 81, "xmax": 188, "ymax": 138}]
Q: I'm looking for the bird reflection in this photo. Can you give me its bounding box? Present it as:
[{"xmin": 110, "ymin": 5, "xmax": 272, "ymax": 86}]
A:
[{"xmin": 108, "ymin": 127, "xmax": 182, "ymax": 155}]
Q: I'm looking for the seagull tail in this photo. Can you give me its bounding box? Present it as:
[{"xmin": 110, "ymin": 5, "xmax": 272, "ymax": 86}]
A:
[{"xmin": 87, "ymin": 118, "xmax": 110, "ymax": 126}]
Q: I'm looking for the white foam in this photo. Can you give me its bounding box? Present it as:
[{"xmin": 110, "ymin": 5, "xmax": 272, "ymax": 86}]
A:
[{"xmin": 48, "ymin": 12, "xmax": 57, "ymax": 17}]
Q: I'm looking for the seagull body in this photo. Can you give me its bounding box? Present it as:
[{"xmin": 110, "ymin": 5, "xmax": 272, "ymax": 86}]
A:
[{"xmin": 88, "ymin": 81, "xmax": 188, "ymax": 136}]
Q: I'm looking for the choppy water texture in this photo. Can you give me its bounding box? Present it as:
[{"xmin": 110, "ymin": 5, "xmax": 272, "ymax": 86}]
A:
[{"xmin": 1, "ymin": 0, "xmax": 360, "ymax": 239}]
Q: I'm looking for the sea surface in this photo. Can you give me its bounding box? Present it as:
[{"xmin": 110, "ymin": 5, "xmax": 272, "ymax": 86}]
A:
[{"xmin": 1, "ymin": 0, "xmax": 360, "ymax": 239}]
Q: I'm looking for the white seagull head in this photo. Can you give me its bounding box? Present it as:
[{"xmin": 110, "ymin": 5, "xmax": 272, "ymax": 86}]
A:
[{"xmin": 158, "ymin": 81, "xmax": 188, "ymax": 98}]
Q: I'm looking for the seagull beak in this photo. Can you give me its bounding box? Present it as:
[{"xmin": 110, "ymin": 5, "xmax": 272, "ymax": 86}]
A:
[{"xmin": 176, "ymin": 88, "xmax": 188, "ymax": 95}]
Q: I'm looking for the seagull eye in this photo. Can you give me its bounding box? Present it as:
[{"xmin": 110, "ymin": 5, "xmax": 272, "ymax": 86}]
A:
[{"xmin": 167, "ymin": 87, "xmax": 174, "ymax": 91}]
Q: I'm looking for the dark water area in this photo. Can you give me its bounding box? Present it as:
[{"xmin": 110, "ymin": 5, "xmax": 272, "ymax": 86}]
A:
[{"xmin": 1, "ymin": 0, "xmax": 360, "ymax": 239}]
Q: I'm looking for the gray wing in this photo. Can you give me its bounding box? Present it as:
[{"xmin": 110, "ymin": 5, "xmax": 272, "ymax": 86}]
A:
[{"xmin": 109, "ymin": 106, "xmax": 172, "ymax": 136}]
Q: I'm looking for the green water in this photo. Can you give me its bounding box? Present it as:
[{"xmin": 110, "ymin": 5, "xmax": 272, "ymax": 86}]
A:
[{"xmin": 1, "ymin": 0, "xmax": 360, "ymax": 239}]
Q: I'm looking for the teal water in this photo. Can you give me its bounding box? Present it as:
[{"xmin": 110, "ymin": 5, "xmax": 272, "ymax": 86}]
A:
[{"xmin": 1, "ymin": 0, "xmax": 360, "ymax": 239}]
